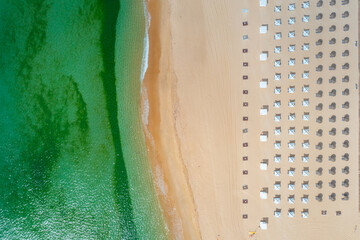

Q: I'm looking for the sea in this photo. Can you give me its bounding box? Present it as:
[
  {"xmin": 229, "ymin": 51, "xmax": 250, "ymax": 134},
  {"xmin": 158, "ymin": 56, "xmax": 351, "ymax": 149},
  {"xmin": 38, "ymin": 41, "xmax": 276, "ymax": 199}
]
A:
[{"xmin": 0, "ymin": 0, "xmax": 168, "ymax": 239}]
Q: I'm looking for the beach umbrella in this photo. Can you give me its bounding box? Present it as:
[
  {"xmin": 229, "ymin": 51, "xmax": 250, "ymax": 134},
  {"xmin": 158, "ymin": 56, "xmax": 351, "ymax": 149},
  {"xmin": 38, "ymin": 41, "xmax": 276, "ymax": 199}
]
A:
[
  {"xmin": 342, "ymin": 153, "xmax": 349, "ymax": 161},
  {"xmin": 316, "ymin": 181, "xmax": 323, "ymax": 189},
  {"xmin": 342, "ymin": 11, "xmax": 349, "ymax": 18},
  {"xmin": 342, "ymin": 114, "xmax": 349, "ymax": 122},
  {"xmin": 316, "ymin": 193, "xmax": 323, "ymax": 202},
  {"xmin": 329, "ymin": 128, "xmax": 336, "ymax": 135},
  {"xmin": 316, "ymin": 117, "xmax": 323, "ymax": 124},
  {"xmin": 316, "ymin": 90, "xmax": 323, "ymax": 97},
  {"xmin": 301, "ymin": 210, "xmax": 309, "ymax": 218},
  {"xmin": 329, "ymin": 115, "xmax": 336, "ymax": 122},
  {"xmin": 342, "ymin": 192, "xmax": 349, "ymax": 200},
  {"xmin": 302, "ymin": 141, "xmax": 309, "ymax": 149},
  {"xmin": 316, "ymin": 167, "xmax": 323, "ymax": 176},
  {"xmin": 302, "ymin": 168, "xmax": 309, "ymax": 176},
  {"xmin": 329, "ymin": 180, "xmax": 336, "ymax": 188},
  {"xmin": 342, "ymin": 166, "xmax": 349, "ymax": 174},
  {"xmin": 288, "ymin": 168, "xmax": 295, "ymax": 177},
  {"xmin": 316, "ymin": 155, "xmax": 323, "ymax": 162},
  {"xmin": 342, "ymin": 127, "xmax": 349, "ymax": 135},
  {"xmin": 274, "ymin": 209, "xmax": 281, "ymax": 218},
  {"xmin": 301, "ymin": 196, "xmax": 309, "ymax": 204},
  {"xmin": 302, "ymin": 182, "xmax": 309, "ymax": 190},
  {"xmin": 329, "ymin": 167, "xmax": 336, "ymax": 175},
  {"xmin": 329, "ymin": 193, "xmax": 336, "ymax": 201},
  {"xmin": 328, "ymin": 154, "xmax": 336, "ymax": 162},
  {"xmin": 288, "ymin": 209, "xmax": 295, "ymax": 218}
]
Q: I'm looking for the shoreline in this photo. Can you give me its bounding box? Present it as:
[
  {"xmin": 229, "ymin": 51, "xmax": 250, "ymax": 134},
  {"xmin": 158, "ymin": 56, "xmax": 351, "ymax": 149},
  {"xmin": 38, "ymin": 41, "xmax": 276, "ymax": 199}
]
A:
[{"xmin": 141, "ymin": 0, "xmax": 202, "ymax": 239}]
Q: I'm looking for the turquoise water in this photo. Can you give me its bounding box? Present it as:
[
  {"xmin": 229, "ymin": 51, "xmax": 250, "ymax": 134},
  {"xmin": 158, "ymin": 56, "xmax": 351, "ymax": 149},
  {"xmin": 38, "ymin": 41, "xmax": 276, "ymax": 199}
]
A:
[{"xmin": 0, "ymin": 0, "xmax": 168, "ymax": 239}]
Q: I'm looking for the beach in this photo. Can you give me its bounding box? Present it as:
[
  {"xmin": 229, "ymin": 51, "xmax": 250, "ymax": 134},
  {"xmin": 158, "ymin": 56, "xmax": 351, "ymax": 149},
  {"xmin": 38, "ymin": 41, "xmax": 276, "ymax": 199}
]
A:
[{"xmin": 143, "ymin": 0, "xmax": 360, "ymax": 239}]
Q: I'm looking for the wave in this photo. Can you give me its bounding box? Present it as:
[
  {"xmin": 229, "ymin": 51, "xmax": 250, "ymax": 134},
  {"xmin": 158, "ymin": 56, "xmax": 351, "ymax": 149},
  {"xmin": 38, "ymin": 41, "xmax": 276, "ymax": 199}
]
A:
[
  {"xmin": 140, "ymin": 0, "xmax": 151, "ymax": 85},
  {"xmin": 141, "ymin": 0, "xmax": 151, "ymax": 128}
]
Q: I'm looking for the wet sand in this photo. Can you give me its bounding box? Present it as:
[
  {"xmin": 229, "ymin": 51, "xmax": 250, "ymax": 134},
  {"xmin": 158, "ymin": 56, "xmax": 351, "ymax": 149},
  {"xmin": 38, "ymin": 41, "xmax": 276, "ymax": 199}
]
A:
[{"xmin": 142, "ymin": 0, "xmax": 201, "ymax": 239}]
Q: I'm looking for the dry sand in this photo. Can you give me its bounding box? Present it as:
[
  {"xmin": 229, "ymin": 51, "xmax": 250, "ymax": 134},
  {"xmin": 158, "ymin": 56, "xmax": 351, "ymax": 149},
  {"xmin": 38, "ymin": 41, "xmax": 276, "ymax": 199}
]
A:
[{"xmin": 142, "ymin": 0, "xmax": 360, "ymax": 239}]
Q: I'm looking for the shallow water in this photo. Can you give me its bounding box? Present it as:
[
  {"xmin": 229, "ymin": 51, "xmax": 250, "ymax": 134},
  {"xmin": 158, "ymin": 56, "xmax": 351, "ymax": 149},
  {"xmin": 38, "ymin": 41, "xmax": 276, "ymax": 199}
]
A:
[{"xmin": 0, "ymin": 0, "xmax": 167, "ymax": 239}]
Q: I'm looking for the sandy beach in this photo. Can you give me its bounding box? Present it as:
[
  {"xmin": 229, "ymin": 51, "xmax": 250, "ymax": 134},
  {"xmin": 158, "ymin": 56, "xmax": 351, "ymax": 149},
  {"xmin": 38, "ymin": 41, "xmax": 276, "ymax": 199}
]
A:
[
  {"xmin": 142, "ymin": 0, "xmax": 201, "ymax": 239},
  {"xmin": 143, "ymin": 0, "xmax": 360, "ymax": 239}
]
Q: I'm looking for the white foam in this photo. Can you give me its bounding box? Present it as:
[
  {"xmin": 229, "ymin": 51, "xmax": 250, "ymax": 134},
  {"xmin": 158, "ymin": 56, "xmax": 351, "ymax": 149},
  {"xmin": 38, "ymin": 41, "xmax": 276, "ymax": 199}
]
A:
[
  {"xmin": 142, "ymin": 87, "xmax": 149, "ymax": 126},
  {"xmin": 140, "ymin": 0, "xmax": 151, "ymax": 85}
]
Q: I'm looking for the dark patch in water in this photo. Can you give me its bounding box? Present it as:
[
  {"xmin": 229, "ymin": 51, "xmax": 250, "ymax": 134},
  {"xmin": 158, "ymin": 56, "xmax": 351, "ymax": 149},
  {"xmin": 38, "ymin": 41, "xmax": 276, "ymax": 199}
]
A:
[{"xmin": 98, "ymin": 0, "xmax": 138, "ymax": 238}]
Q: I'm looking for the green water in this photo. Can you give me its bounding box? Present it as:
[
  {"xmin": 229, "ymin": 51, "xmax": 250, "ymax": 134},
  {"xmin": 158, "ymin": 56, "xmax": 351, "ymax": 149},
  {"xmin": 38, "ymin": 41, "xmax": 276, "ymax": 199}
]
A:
[{"xmin": 0, "ymin": 0, "xmax": 168, "ymax": 239}]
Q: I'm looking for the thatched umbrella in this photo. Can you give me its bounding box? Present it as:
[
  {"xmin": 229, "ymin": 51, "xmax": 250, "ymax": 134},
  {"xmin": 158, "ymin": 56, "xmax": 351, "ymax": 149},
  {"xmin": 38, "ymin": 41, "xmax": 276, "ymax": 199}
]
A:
[
  {"xmin": 329, "ymin": 38, "xmax": 336, "ymax": 45},
  {"xmin": 342, "ymin": 166, "xmax": 349, "ymax": 174},
  {"xmin": 328, "ymin": 154, "xmax": 336, "ymax": 162},
  {"xmin": 329, "ymin": 167, "xmax": 336, "ymax": 175},
  {"xmin": 342, "ymin": 101, "xmax": 350, "ymax": 109},
  {"xmin": 342, "ymin": 153, "xmax": 349, "ymax": 161},
  {"xmin": 316, "ymin": 167, "xmax": 323, "ymax": 176},
  {"xmin": 316, "ymin": 26, "xmax": 323, "ymax": 33},
  {"xmin": 316, "ymin": 155, "xmax": 323, "ymax": 162},
  {"xmin": 329, "ymin": 89, "xmax": 336, "ymax": 96},
  {"xmin": 329, "ymin": 102, "xmax": 336, "ymax": 110},
  {"xmin": 342, "ymin": 179, "xmax": 349, "ymax": 187},
  {"xmin": 316, "ymin": 103, "xmax": 323, "ymax": 111},
  {"xmin": 329, "ymin": 180, "xmax": 336, "ymax": 188},
  {"xmin": 316, "ymin": 129, "xmax": 323, "ymax": 136},
  {"xmin": 342, "ymin": 192, "xmax": 349, "ymax": 200},
  {"xmin": 329, "ymin": 193, "xmax": 336, "ymax": 201},
  {"xmin": 329, "ymin": 128, "xmax": 336, "ymax": 135},
  {"xmin": 316, "ymin": 193, "xmax": 323, "ymax": 202},
  {"xmin": 342, "ymin": 75, "xmax": 349, "ymax": 82},
  {"xmin": 316, "ymin": 90, "xmax": 323, "ymax": 97},
  {"xmin": 316, "ymin": 181, "xmax": 323, "ymax": 189},
  {"xmin": 316, "ymin": 116, "xmax": 323, "ymax": 123},
  {"xmin": 316, "ymin": 39, "xmax": 323, "ymax": 46},
  {"xmin": 316, "ymin": 142, "xmax": 323, "ymax": 150}
]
